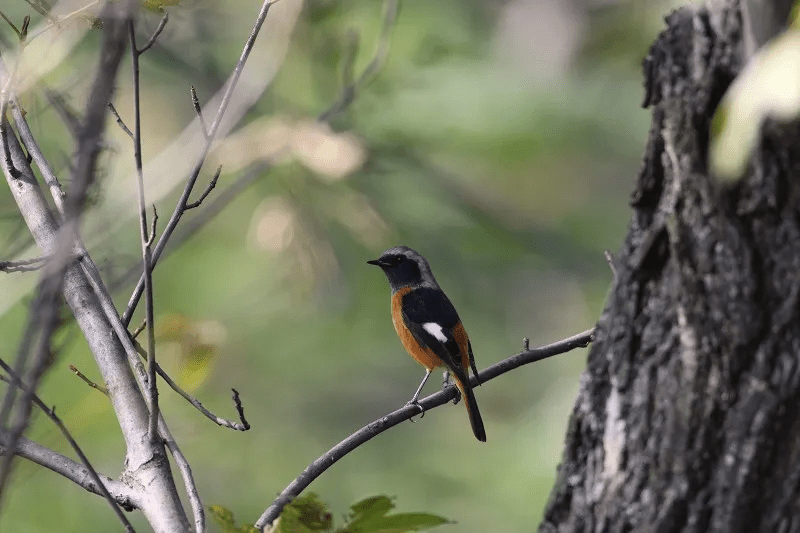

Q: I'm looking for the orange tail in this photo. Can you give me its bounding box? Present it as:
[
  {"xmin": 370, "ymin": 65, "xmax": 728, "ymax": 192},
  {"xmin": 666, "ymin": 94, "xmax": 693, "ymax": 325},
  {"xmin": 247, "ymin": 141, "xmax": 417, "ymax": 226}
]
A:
[{"xmin": 454, "ymin": 375, "xmax": 486, "ymax": 442}]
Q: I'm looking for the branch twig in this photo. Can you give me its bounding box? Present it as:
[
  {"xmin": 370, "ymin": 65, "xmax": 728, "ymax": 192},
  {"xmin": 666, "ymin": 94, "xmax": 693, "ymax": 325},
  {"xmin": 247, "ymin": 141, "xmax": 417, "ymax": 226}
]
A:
[
  {"xmin": 0, "ymin": 256, "xmax": 49, "ymax": 273},
  {"xmin": 254, "ymin": 327, "xmax": 595, "ymax": 529},
  {"xmin": 107, "ymin": 102, "xmax": 134, "ymax": 139},
  {"xmin": 190, "ymin": 86, "xmax": 208, "ymax": 139},
  {"xmin": 121, "ymin": 0, "xmax": 280, "ymax": 327},
  {"xmin": 133, "ymin": 338, "xmax": 250, "ymax": 431},
  {"xmin": 317, "ymin": 0, "xmax": 398, "ymax": 122},
  {"xmin": 0, "ymin": 360, "xmax": 135, "ymax": 532},
  {"xmin": 138, "ymin": 12, "xmax": 168, "ymax": 54},
  {"xmin": 69, "ymin": 364, "xmax": 109, "ymax": 395},
  {"xmin": 127, "ymin": 18, "xmax": 160, "ymax": 445},
  {"xmin": 185, "ymin": 166, "xmax": 221, "ymax": 210}
]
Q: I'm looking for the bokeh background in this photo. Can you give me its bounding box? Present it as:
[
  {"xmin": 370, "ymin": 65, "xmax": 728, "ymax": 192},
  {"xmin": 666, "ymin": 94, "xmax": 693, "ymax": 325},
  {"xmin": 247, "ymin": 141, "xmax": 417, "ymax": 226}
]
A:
[{"xmin": 0, "ymin": 0, "xmax": 676, "ymax": 530}]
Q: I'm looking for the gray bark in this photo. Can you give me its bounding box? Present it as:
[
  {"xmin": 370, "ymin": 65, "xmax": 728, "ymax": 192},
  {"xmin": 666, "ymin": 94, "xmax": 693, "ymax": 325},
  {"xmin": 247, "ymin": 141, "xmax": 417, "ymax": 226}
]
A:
[{"xmin": 542, "ymin": 1, "xmax": 800, "ymax": 531}]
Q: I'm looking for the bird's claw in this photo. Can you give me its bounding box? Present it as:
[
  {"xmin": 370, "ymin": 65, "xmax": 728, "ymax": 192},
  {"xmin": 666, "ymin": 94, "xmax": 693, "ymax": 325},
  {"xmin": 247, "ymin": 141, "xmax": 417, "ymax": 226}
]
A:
[
  {"xmin": 450, "ymin": 386, "xmax": 461, "ymax": 405},
  {"xmin": 405, "ymin": 399, "xmax": 425, "ymax": 421}
]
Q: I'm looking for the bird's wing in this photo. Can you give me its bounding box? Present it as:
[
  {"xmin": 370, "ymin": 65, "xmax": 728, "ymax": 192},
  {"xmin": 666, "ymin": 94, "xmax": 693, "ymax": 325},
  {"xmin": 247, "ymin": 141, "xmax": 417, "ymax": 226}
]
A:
[{"xmin": 400, "ymin": 287, "xmax": 467, "ymax": 375}]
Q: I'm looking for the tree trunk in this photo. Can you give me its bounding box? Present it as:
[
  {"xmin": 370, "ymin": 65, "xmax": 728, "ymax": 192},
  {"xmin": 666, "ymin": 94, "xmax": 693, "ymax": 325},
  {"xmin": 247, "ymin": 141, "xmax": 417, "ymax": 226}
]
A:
[{"xmin": 541, "ymin": 1, "xmax": 800, "ymax": 531}]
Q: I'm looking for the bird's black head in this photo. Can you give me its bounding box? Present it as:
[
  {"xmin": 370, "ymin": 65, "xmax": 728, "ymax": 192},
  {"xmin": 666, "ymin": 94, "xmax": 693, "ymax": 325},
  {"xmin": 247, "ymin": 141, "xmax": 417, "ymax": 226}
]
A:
[{"xmin": 367, "ymin": 246, "xmax": 439, "ymax": 292}]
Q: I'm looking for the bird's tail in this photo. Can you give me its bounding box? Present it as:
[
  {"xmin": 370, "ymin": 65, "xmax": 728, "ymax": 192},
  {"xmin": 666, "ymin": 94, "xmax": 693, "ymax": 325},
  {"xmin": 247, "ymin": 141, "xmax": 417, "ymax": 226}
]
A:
[{"xmin": 454, "ymin": 373, "xmax": 486, "ymax": 442}]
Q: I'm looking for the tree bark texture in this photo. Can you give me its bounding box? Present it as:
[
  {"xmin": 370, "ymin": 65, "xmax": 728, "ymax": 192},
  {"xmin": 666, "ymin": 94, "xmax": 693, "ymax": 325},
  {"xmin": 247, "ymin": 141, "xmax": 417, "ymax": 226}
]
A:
[{"xmin": 541, "ymin": 1, "xmax": 800, "ymax": 532}]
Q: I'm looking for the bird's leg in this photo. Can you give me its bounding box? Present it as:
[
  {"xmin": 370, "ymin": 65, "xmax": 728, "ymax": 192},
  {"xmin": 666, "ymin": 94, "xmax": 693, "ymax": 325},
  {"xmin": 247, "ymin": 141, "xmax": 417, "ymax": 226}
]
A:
[
  {"xmin": 442, "ymin": 370, "xmax": 460, "ymax": 405},
  {"xmin": 406, "ymin": 368, "xmax": 432, "ymax": 419}
]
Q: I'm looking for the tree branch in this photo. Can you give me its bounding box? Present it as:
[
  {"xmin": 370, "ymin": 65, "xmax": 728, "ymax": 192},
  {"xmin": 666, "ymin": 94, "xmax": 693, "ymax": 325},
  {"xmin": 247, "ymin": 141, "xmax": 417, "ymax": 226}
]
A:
[
  {"xmin": 0, "ymin": 361, "xmax": 136, "ymax": 532},
  {"xmin": 0, "ymin": 432, "xmax": 136, "ymax": 509},
  {"xmin": 317, "ymin": 0, "xmax": 398, "ymax": 123},
  {"xmin": 254, "ymin": 327, "xmax": 595, "ymax": 529},
  {"xmin": 121, "ymin": 0, "xmax": 281, "ymax": 327},
  {"xmin": 127, "ymin": 18, "xmax": 160, "ymax": 445}
]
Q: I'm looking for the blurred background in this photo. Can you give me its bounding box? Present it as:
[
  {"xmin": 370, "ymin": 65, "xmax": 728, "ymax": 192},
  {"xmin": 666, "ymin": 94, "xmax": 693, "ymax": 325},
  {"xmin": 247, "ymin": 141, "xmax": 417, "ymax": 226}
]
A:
[{"xmin": 0, "ymin": 0, "xmax": 677, "ymax": 530}]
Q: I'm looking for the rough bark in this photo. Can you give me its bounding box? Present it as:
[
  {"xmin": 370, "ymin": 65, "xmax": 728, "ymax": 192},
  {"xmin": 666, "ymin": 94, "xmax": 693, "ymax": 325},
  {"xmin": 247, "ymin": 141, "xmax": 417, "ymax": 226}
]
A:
[{"xmin": 541, "ymin": 1, "xmax": 800, "ymax": 532}]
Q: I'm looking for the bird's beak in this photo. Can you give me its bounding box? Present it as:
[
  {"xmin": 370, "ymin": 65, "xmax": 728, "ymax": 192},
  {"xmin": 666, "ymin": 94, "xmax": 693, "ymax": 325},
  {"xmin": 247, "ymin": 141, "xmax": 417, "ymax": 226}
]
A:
[{"xmin": 367, "ymin": 258, "xmax": 386, "ymax": 267}]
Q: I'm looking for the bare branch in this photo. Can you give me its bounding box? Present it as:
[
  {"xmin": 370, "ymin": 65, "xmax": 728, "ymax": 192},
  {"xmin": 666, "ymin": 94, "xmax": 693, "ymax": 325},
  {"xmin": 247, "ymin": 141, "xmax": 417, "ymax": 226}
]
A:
[
  {"xmin": 0, "ymin": 256, "xmax": 49, "ymax": 273},
  {"xmin": 157, "ymin": 417, "xmax": 204, "ymax": 533},
  {"xmin": 127, "ymin": 18, "xmax": 160, "ymax": 445},
  {"xmin": 0, "ymin": 432, "xmax": 136, "ymax": 510},
  {"xmin": 185, "ymin": 166, "xmax": 221, "ymax": 210},
  {"xmin": 255, "ymin": 327, "xmax": 595, "ymax": 529},
  {"xmin": 11, "ymin": 100, "xmax": 67, "ymax": 213},
  {"xmin": 69, "ymin": 364, "xmax": 109, "ymax": 395},
  {"xmin": 0, "ymin": 11, "xmax": 22, "ymax": 39},
  {"xmin": 0, "ymin": 255, "xmax": 64, "ymax": 508},
  {"xmin": 0, "ymin": 361, "xmax": 136, "ymax": 532},
  {"xmin": 190, "ymin": 86, "xmax": 208, "ymax": 139},
  {"xmin": 121, "ymin": 0, "xmax": 281, "ymax": 327},
  {"xmin": 317, "ymin": 0, "xmax": 398, "ymax": 122},
  {"xmin": 108, "ymin": 102, "xmax": 134, "ymax": 139},
  {"xmin": 66, "ymin": 1, "xmax": 133, "ymax": 220},
  {"xmin": 138, "ymin": 12, "xmax": 168, "ymax": 54},
  {"xmin": 131, "ymin": 319, "xmax": 147, "ymax": 340},
  {"xmin": 147, "ymin": 205, "xmax": 158, "ymax": 246}
]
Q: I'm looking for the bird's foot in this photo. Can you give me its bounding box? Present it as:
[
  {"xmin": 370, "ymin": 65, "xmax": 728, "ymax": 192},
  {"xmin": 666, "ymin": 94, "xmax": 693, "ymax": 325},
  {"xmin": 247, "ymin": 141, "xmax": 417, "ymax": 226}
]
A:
[
  {"xmin": 405, "ymin": 399, "xmax": 425, "ymax": 421},
  {"xmin": 450, "ymin": 386, "xmax": 461, "ymax": 405}
]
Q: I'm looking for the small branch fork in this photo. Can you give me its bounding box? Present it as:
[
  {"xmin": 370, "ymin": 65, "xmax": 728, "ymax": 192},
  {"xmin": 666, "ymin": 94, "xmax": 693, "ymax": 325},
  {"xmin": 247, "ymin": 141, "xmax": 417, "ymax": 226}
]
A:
[
  {"xmin": 126, "ymin": 14, "xmax": 160, "ymax": 445},
  {"xmin": 131, "ymin": 338, "xmax": 250, "ymax": 431},
  {"xmin": 120, "ymin": 0, "xmax": 282, "ymax": 328},
  {"xmin": 0, "ymin": 359, "xmax": 136, "ymax": 533},
  {"xmin": 0, "ymin": 256, "xmax": 49, "ymax": 273},
  {"xmin": 254, "ymin": 327, "xmax": 596, "ymax": 530}
]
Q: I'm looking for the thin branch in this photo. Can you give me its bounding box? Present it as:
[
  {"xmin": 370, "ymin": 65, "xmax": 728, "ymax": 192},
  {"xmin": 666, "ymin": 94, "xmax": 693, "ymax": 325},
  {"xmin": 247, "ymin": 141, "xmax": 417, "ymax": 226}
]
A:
[
  {"xmin": 127, "ymin": 19, "xmax": 159, "ymax": 444},
  {"xmin": 0, "ymin": 256, "xmax": 49, "ymax": 273},
  {"xmin": 0, "ymin": 255, "xmax": 64, "ymax": 508},
  {"xmin": 22, "ymin": 0, "xmax": 51, "ymax": 20},
  {"xmin": 0, "ymin": 11, "xmax": 22, "ymax": 39},
  {"xmin": 0, "ymin": 361, "xmax": 135, "ymax": 532},
  {"xmin": 185, "ymin": 166, "xmax": 221, "ymax": 209},
  {"xmin": 147, "ymin": 205, "xmax": 158, "ymax": 246},
  {"xmin": 137, "ymin": 12, "xmax": 168, "ymax": 54},
  {"xmin": 254, "ymin": 327, "xmax": 596, "ymax": 529},
  {"xmin": 190, "ymin": 86, "xmax": 208, "ymax": 139},
  {"xmin": 69, "ymin": 364, "xmax": 109, "ymax": 395},
  {"xmin": 317, "ymin": 0, "xmax": 398, "ymax": 122},
  {"xmin": 131, "ymin": 319, "xmax": 147, "ymax": 340},
  {"xmin": 0, "ymin": 432, "xmax": 135, "ymax": 510},
  {"xmin": 132, "ymin": 336, "xmax": 250, "ymax": 431},
  {"xmin": 11, "ymin": 100, "xmax": 67, "ymax": 213},
  {"xmin": 107, "ymin": 102, "xmax": 134, "ymax": 139},
  {"xmin": 121, "ymin": 0, "xmax": 280, "ymax": 327},
  {"xmin": 157, "ymin": 417, "xmax": 204, "ymax": 533}
]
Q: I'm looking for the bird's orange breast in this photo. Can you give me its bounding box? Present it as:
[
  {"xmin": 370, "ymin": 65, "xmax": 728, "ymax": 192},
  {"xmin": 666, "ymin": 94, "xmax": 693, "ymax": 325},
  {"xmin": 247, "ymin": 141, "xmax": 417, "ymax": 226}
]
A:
[{"xmin": 391, "ymin": 287, "xmax": 443, "ymax": 370}]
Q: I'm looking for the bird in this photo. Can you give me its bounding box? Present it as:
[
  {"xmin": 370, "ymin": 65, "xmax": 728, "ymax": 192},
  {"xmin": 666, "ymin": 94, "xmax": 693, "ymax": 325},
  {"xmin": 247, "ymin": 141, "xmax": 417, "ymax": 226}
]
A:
[{"xmin": 368, "ymin": 246, "xmax": 486, "ymax": 442}]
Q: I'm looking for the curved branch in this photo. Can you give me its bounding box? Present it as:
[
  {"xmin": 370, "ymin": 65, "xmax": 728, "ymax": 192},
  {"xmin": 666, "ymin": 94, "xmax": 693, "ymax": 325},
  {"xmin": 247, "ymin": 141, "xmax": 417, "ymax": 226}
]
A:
[
  {"xmin": 254, "ymin": 327, "xmax": 595, "ymax": 529},
  {"xmin": 0, "ymin": 433, "xmax": 136, "ymax": 508}
]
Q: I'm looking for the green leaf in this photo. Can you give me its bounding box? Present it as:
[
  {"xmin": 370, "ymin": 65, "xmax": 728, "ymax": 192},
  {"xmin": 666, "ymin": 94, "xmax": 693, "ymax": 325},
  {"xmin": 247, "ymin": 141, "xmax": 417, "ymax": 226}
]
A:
[
  {"xmin": 276, "ymin": 493, "xmax": 333, "ymax": 533},
  {"xmin": 338, "ymin": 495, "xmax": 450, "ymax": 533},
  {"xmin": 208, "ymin": 505, "xmax": 258, "ymax": 533}
]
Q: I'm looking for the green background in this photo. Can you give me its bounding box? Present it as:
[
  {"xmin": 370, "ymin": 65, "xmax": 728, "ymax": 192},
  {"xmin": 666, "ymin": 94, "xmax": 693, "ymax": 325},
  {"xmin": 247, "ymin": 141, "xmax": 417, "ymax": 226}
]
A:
[{"xmin": 0, "ymin": 0, "xmax": 673, "ymax": 531}]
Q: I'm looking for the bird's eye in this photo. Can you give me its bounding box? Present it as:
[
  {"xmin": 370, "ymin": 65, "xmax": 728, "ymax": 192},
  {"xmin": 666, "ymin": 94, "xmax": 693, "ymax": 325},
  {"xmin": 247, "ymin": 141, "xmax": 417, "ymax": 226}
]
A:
[{"xmin": 392, "ymin": 255, "xmax": 406, "ymax": 265}]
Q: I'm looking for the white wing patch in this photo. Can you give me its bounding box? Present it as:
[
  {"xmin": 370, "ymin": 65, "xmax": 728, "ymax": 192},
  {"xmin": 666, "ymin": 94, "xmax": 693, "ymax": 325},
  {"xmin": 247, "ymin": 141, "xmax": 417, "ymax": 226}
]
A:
[{"xmin": 423, "ymin": 322, "xmax": 448, "ymax": 343}]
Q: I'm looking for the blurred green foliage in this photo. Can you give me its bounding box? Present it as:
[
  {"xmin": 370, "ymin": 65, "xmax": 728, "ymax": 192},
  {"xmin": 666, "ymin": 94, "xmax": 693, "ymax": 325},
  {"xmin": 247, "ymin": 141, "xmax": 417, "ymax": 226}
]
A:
[{"xmin": 0, "ymin": 0, "xmax": 674, "ymax": 531}]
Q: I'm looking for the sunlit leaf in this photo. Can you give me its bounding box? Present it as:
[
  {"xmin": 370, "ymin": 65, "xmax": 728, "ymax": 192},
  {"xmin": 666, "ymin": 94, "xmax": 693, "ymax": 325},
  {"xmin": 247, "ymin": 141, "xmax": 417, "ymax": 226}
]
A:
[{"xmin": 710, "ymin": 29, "xmax": 800, "ymax": 181}]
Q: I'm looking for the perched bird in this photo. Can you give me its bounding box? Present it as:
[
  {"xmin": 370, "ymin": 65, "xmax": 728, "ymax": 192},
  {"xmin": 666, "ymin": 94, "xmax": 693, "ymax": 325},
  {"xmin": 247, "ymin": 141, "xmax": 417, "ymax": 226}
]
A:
[{"xmin": 368, "ymin": 246, "xmax": 486, "ymax": 442}]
